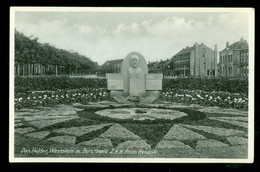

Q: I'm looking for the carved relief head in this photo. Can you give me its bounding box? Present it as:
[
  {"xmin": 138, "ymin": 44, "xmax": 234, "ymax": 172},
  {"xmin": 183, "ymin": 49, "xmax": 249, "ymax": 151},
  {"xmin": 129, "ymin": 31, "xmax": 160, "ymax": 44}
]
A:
[{"xmin": 130, "ymin": 55, "xmax": 139, "ymax": 68}]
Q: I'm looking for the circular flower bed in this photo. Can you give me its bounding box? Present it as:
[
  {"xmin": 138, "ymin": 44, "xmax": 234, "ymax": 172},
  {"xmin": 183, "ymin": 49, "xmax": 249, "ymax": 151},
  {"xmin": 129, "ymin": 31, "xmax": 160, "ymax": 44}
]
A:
[
  {"xmin": 78, "ymin": 104, "xmax": 207, "ymax": 124},
  {"xmin": 95, "ymin": 108, "xmax": 187, "ymax": 121}
]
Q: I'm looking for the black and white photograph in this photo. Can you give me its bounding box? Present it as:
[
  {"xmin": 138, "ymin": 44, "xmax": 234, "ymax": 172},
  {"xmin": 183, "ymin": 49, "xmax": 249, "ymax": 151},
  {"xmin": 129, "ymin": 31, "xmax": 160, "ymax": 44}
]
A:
[{"xmin": 9, "ymin": 7, "xmax": 254, "ymax": 163}]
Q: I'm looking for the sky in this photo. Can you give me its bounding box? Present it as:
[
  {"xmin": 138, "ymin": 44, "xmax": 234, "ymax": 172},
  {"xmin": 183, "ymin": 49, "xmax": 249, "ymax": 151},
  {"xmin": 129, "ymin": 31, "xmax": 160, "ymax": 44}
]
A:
[{"xmin": 14, "ymin": 9, "xmax": 250, "ymax": 65}]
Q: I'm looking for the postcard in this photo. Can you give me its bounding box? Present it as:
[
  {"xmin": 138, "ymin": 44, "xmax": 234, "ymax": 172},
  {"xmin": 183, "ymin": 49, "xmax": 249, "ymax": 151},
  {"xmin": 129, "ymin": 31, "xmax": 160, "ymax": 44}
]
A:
[{"xmin": 9, "ymin": 7, "xmax": 254, "ymax": 163}]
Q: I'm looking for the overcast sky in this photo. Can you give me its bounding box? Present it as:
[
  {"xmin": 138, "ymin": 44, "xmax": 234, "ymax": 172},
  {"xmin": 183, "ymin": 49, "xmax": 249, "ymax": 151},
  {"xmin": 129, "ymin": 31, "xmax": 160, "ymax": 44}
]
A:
[{"xmin": 15, "ymin": 10, "xmax": 250, "ymax": 65}]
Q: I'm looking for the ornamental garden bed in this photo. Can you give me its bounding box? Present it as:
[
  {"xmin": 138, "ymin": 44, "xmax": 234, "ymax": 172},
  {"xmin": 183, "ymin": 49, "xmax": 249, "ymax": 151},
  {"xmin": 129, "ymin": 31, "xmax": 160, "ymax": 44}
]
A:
[
  {"xmin": 14, "ymin": 76, "xmax": 248, "ymax": 110},
  {"xmin": 14, "ymin": 103, "xmax": 248, "ymax": 158}
]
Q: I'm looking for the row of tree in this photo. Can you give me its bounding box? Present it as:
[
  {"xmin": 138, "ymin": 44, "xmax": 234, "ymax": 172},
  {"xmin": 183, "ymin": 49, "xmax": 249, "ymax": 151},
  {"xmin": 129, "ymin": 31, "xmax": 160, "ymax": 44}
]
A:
[{"xmin": 15, "ymin": 30, "xmax": 98, "ymax": 76}]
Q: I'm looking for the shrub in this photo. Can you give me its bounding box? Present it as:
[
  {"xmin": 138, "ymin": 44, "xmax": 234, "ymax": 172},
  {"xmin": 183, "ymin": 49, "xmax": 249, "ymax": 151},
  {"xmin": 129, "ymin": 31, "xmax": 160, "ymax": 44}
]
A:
[
  {"xmin": 162, "ymin": 77, "xmax": 248, "ymax": 95},
  {"xmin": 15, "ymin": 76, "xmax": 106, "ymax": 96}
]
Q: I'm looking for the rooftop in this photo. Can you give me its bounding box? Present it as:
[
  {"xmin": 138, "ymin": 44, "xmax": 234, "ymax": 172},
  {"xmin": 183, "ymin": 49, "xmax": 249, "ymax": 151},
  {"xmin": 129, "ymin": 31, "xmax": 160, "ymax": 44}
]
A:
[
  {"xmin": 174, "ymin": 46, "xmax": 195, "ymax": 57},
  {"xmin": 221, "ymin": 38, "xmax": 248, "ymax": 52},
  {"xmin": 102, "ymin": 59, "xmax": 123, "ymax": 67}
]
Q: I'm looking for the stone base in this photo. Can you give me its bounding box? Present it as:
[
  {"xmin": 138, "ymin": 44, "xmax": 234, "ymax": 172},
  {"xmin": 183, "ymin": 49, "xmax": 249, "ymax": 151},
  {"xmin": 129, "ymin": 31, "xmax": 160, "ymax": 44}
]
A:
[
  {"xmin": 110, "ymin": 90, "xmax": 160, "ymax": 97},
  {"xmin": 145, "ymin": 91, "xmax": 160, "ymax": 96},
  {"xmin": 110, "ymin": 90, "xmax": 160, "ymax": 104},
  {"xmin": 110, "ymin": 90, "xmax": 124, "ymax": 96}
]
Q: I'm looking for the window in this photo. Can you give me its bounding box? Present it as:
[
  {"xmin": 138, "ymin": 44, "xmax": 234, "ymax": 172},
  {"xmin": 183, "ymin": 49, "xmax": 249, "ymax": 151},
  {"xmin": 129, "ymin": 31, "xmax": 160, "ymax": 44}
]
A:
[
  {"xmin": 202, "ymin": 54, "xmax": 205, "ymax": 58},
  {"xmin": 207, "ymin": 70, "xmax": 213, "ymax": 76},
  {"xmin": 230, "ymin": 54, "xmax": 233, "ymax": 62},
  {"xmin": 202, "ymin": 48, "xmax": 206, "ymax": 53}
]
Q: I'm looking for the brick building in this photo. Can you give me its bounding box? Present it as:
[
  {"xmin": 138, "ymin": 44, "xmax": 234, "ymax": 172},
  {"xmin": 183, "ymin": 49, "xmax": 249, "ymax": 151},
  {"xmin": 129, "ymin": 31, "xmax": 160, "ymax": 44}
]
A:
[
  {"xmin": 99, "ymin": 59, "xmax": 123, "ymax": 75},
  {"xmin": 172, "ymin": 43, "xmax": 218, "ymax": 77},
  {"xmin": 218, "ymin": 38, "xmax": 249, "ymax": 77},
  {"xmin": 148, "ymin": 59, "xmax": 174, "ymax": 76}
]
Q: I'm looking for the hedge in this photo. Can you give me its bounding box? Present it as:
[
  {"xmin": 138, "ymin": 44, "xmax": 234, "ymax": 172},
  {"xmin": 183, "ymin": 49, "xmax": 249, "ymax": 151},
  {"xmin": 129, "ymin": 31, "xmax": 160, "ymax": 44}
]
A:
[
  {"xmin": 15, "ymin": 76, "xmax": 248, "ymax": 95},
  {"xmin": 162, "ymin": 77, "xmax": 248, "ymax": 95},
  {"xmin": 15, "ymin": 76, "xmax": 106, "ymax": 95}
]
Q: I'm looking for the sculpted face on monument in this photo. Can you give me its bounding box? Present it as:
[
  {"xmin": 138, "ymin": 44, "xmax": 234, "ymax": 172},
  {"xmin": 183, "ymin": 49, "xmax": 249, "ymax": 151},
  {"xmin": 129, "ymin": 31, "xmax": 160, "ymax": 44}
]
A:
[{"xmin": 130, "ymin": 55, "xmax": 139, "ymax": 68}]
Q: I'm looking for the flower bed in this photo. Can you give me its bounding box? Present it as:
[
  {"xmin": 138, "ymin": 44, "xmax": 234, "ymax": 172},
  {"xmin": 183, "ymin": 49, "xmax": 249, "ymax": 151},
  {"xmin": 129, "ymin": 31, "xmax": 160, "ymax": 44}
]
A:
[
  {"xmin": 160, "ymin": 88, "xmax": 248, "ymax": 110},
  {"xmin": 14, "ymin": 76, "xmax": 248, "ymax": 110},
  {"xmin": 14, "ymin": 88, "xmax": 109, "ymax": 110}
]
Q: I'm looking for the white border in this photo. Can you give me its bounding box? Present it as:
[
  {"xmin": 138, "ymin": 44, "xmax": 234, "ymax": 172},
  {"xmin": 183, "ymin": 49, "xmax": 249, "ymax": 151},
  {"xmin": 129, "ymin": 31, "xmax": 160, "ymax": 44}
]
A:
[{"xmin": 9, "ymin": 7, "xmax": 255, "ymax": 163}]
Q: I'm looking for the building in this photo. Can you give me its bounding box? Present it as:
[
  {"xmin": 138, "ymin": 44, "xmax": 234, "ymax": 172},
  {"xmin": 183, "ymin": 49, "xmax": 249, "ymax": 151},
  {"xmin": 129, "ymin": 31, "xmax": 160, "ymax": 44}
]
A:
[
  {"xmin": 148, "ymin": 59, "xmax": 174, "ymax": 76},
  {"xmin": 99, "ymin": 59, "xmax": 123, "ymax": 75},
  {"xmin": 218, "ymin": 38, "xmax": 249, "ymax": 77},
  {"xmin": 172, "ymin": 43, "xmax": 218, "ymax": 77}
]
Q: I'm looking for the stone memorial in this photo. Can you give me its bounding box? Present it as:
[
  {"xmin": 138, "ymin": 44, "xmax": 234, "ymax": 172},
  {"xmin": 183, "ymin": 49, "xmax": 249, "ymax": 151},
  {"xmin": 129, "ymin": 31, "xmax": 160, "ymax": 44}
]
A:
[{"xmin": 107, "ymin": 52, "xmax": 163, "ymax": 99}]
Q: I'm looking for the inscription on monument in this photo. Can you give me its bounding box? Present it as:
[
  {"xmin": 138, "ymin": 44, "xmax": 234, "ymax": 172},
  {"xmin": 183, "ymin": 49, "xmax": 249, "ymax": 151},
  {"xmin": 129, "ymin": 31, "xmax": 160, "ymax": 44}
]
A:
[
  {"xmin": 107, "ymin": 74, "xmax": 123, "ymax": 90},
  {"xmin": 146, "ymin": 74, "xmax": 163, "ymax": 90}
]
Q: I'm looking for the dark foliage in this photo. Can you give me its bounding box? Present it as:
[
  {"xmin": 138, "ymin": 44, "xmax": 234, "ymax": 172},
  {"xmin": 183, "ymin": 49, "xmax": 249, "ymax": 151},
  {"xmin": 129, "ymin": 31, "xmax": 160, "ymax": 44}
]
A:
[
  {"xmin": 15, "ymin": 30, "xmax": 98, "ymax": 73},
  {"xmin": 163, "ymin": 77, "xmax": 248, "ymax": 94},
  {"xmin": 15, "ymin": 76, "xmax": 106, "ymax": 95}
]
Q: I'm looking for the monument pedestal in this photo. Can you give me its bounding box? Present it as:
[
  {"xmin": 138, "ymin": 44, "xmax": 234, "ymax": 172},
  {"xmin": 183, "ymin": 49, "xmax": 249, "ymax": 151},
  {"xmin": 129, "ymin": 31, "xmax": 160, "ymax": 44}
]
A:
[
  {"xmin": 110, "ymin": 90, "xmax": 124, "ymax": 96},
  {"xmin": 145, "ymin": 90, "xmax": 160, "ymax": 96}
]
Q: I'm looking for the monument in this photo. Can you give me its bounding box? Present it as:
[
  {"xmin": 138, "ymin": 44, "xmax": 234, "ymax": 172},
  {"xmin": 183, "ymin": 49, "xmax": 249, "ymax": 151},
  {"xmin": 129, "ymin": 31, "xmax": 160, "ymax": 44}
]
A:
[{"xmin": 107, "ymin": 52, "xmax": 163, "ymax": 100}]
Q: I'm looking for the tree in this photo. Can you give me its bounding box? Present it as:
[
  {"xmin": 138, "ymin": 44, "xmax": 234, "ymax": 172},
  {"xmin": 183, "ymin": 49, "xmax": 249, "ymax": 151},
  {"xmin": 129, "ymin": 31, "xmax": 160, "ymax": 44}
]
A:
[{"xmin": 15, "ymin": 30, "xmax": 98, "ymax": 75}]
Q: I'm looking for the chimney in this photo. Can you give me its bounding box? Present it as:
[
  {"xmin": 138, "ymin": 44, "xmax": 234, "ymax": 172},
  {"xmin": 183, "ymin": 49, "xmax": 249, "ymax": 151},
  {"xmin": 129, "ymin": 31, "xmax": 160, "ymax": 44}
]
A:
[
  {"xmin": 194, "ymin": 42, "xmax": 199, "ymax": 77},
  {"xmin": 240, "ymin": 37, "xmax": 244, "ymax": 42},
  {"xmin": 226, "ymin": 41, "xmax": 229, "ymax": 48},
  {"xmin": 214, "ymin": 44, "xmax": 218, "ymax": 77},
  {"xmin": 186, "ymin": 46, "xmax": 189, "ymax": 49}
]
